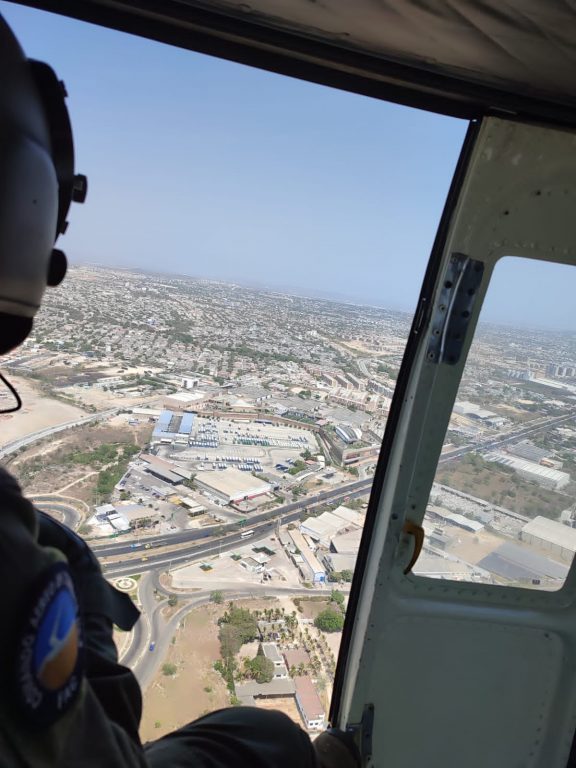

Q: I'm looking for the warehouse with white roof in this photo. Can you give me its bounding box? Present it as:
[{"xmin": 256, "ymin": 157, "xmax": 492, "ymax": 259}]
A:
[
  {"xmin": 521, "ymin": 516, "xmax": 576, "ymax": 562},
  {"xmin": 300, "ymin": 507, "xmax": 362, "ymax": 548},
  {"xmin": 485, "ymin": 452, "xmax": 570, "ymax": 490},
  {"xmin": 195, "ymin": 467, "xmax": 272, "ymax": 504}
]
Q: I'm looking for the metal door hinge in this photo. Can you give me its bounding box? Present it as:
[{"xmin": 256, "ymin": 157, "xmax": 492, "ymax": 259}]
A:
[
  {"xmin": 426, "ymin": 253, "xmax": 484, "ymax": 366},
  {"xmin": 346, "ymin": 703, "xmax": 374, "ymax": 766}
]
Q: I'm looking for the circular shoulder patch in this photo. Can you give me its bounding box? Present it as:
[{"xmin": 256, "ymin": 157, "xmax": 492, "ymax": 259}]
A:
[{"xmin": 15, "ymin": 563, "xmax": 83, "ymax": 728}]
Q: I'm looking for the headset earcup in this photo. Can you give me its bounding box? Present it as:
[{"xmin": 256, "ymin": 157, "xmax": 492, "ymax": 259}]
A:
[
  {"xmin": 0, "ymin": 312, "xmax": 33, "ymax": 355},
  {"xmin": 47, "ymin": 248, "xmax": 67, "ymax": 286}
]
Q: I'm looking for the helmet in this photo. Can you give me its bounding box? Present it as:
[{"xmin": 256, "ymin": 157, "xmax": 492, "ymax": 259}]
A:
[{"xmin": 0, "ymin": 13, "xmax": 86, "ymax": 353}]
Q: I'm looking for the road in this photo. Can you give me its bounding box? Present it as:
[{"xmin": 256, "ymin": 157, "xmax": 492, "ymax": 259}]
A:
[
  {"xmin": 0, "ymin": 407, "xmax": 120, "ymax": 459},
  {"xmin": 124, "ymin": 578, "xmax": 350, "ymax": 689},
  {"xmin": 101, "ymin": 483, "xmax": 372, "ymax": 577},
  {"xmin": 34, "ymin": 501, "xmax": 82, "ymax": 530},
  {"xmin": 98, "ymin": 408, "xmax": 576, "ymax": 572},
  {"xmin": 438, "ymin": 410, "xmax": 576, "ymax": 464},
  {"xmin": 94, "ymin": 477, "xmax": 372, "ymax": 559}
]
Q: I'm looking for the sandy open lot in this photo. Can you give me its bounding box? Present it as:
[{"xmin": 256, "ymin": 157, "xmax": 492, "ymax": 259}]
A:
[
  {"xmin": 0, "ymin": 375, "xmax": 86, "ymax": 446},
  {"xmin": 255, "ymin": 696, "xmax": 302, "ymax": 726},
  {"xmin": 140, "ymin": 605, "xmax": 229, "ymax": 741}
]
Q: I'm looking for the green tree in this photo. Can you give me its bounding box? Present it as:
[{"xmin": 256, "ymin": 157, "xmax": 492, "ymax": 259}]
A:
[
  {"xmin": 246, "ymin": 655, "xmax": 275, "ymax": 683},
  {"xmin": 341, "ymin": 570, "xmax": 354, "ymax": 583},
  {"xmin": 218, "ymin": 606, "xmax": 258, "ymax": 657},
  {"xmin": 330, "ymin": 589, "xmax": 345, "ymax": 608},
  {"xmin": 162, "ymin": 662, "xmax": 178, "ymax": 676},
  {"xmin": 327, "ymin": 571, "xmax": 342, "ymax": 583},
  {"xmin": 314, "ymin": 608, "xmax": 345, "ymax": 633},
  {"xmin": 167, "ymin": 595, "xmax": 178, "ymax": 607},
  {"xmin": 210, "ymin": 590, "xmax": 224, "ymax": 604}
]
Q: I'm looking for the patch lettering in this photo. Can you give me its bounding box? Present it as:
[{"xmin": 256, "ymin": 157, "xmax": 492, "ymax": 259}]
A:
[{"xmin": 15, "ymin": 563, "xmax": 83, "ymax": 728}]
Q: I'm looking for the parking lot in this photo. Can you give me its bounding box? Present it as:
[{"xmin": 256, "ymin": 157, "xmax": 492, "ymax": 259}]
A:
[{"xmin": 158, "ymin": 417, "xmax": 319, "ymax": 481}]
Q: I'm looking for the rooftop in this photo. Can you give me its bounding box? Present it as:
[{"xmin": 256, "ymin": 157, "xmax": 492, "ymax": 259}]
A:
[
  {"xmin": 235, "ymin": 678, "xmax": 296, "ymax": 699},
  {"xmin": 330, "ymin": 529, "xmax": 363, "ymax": 554},
  {"xmin": 522, "ymin": 516, "xmax": 576, "ymax": 553},
  {"xmin": 289, "ymin": 528, "xmax": 326, "ymax": 577},
  {"xmin": 262, "ymin": 643, "xmax": 283, "ymax": 663},
  {"xmin": 196, "ymin": 467, "xmax": 272, "ymax": 500},
  {"xmin": 479, "ymin": 541, "xmax": 569, "ymax": 581},
  {"xmin": 294, "ymin": 676, "xmax": 325, "ymax": 721}
]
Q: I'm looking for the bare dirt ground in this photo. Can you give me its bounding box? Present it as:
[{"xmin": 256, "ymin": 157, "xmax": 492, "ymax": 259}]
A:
[
  {"xmin": 298, "ymin": 599, "xmax": 330, "ymax": 621},
  {"xmin": 141, "ymin": 598, "xmax": 298, "ymax": 742},
  {"xmin": 255, "ymin": 696, "xmax": 302, "ymax": 726},
  {"xmin": 447, "ymin": 528, "xmax": 507, "ymax": 565},
  {"xmin": 140, "ymin": 605, "xmax": 229, "ymax": 741},
  {"xmin": 0, "ymin": 375, "xmax": 86, "ymax": 445}
]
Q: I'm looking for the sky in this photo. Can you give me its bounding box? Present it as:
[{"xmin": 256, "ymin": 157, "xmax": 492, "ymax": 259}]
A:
[{"xmin": 1, "ymin": 3, "xmax": 575, "ymax": 331}]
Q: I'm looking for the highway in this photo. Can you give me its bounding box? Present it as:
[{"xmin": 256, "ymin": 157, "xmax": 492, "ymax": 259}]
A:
[
  {"xmin": 438, "ymin": 410, "xmax": 576, "ymax": 464},
  {"xmin": 94, "ymin": 477, "xmax": 372, "ymax": 559},
  {"xmin": 102, "ymin": 480, "xmax": 372, "ymax": 578},
  {"xmin": 110, "ymin": 409, "xmax": 576, "ymax": 686},
  {"xmin": 98, "ymin": 408, "xmax": 576, "ymax": 573}
]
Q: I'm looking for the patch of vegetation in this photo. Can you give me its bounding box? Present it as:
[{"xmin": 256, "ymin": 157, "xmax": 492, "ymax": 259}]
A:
[
  {"xmin": 218, "ymin": 605, "xmax": 259, "ymax": 657},
  {"xmin": 327, "ymin": 570, "xmax": 353, "ymax": 583},
  {"xmin": 162, "ymin": 662, "xmax": 178, "ymax": 676},
  {"xmin": 314, "ymin": 608, "xmax": 345, "ymax": 633},
  {"xmin": 288, "ymin": 459, "xmax": 307, "ymax": 475},
  {"xmin": 244, "ymin": 653, "xmax": 274, "ymax": 684},
  {"xmin": 436, "ymin": 452, "xmax": 570, "ymax": 519},
  {"xmin": 330, "ymin": 589, "xmax": 345, "ymax": 608},
  {"xmin": 210, "ymin": 590, "xmax": 224, "ymax": 604}
]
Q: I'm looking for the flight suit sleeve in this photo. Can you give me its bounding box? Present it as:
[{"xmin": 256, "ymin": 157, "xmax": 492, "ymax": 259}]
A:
[{"xmin": 0, "ymin": 467, "xmax": 146, "ymax": 768}]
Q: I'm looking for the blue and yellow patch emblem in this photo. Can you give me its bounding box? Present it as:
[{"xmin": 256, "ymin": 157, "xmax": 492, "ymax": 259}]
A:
[{"xmin": 15, "ymin": 563, "xmax": 83, "ymax": 728}]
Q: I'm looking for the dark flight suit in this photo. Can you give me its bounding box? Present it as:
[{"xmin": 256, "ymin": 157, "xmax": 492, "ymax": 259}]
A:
[{"xmin": 0, "ymin": 467, "xmax": 317, "ymax": 767}]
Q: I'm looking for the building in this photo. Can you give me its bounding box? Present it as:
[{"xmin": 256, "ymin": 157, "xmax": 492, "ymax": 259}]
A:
[
  {"xmin": 195, "ymin": 467, "xmax": 272, "ymax": 504},
  {"xmin": 179, "ymin": 497, "xmax": 206, "ymax": 515},
  {"xmin": 486, "ymin": 452, "xmax": 570, "ymax": 490},
  {"xmin": 288, "ymin": 529, "xmax": 326, "ymax": 583},
  {"xmin": 90, "ymin": 502, "xmax": 150, "ymax": 531},
  {"xmin": 521, "ymin": 516, "xmax": 576, "ymax": 562},
  {"xmin": 323, "ymin": 552, "xmax": 357, "ymax": 575},
  {"xmin": 479, "ymin": 541, "xmax": 569, "ymax": 584},
  {"xmin": 506, "ymin": 440, "xmax": 551, "ymax": 464},
  {"xmin": 294, "ymin": 676, "xmax": 325, "ymax": 731},
  {"xmin": 142, "ymin": 454, "xmax": 191, "ymax": 475},
  {"xmin": 300, "ymin": 510, "xmax": 361, "ymax": 548},
  {"xmin": 151, "ymin": 409, "xmax": 195, "ymax": 444},
  {"xmin": 427, "ymin": 505, "xmax": 484, "ymax": 533},
  {"xmin": 164, "ymin": 390, "xmax": 206, "ymax": 411},
  {"xmin": 235, "ymin": 678, "xmax": 296, "ymax": 707},
  {"xmin": 330, "ymin": 528, "xmax": 362, "ymax": 555},
  {"xmin": 261, "ymin": 643, "xmax": 289, "ymax": 679},
  {"xmin": 331, "ymin": 505, "xmax": 364, "ymax": 527},
  {"xmin": 335, "ymin": 424, "xmax": 362, "ymax": 444},
  {"xmin": 453, "ymin": 400, "xmax": 506, "ymax": 428},
  {"xmin": 106, "ymin": 513, "xmax": 130, "ymax": 532}
]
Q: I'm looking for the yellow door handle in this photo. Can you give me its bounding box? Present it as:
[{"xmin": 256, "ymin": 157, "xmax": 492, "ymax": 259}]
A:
[{"xmin": 403, "ymin": 520, "xmax": 424, "ymax": 574}]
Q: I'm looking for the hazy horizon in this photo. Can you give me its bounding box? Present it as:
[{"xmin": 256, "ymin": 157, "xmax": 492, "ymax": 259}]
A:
[{"xmin": 2, "ymin": 3, "xmax": 575, "ymax": 331}]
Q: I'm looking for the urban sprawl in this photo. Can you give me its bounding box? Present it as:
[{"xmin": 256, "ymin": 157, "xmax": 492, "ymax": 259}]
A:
[{"xmin": 2, "ymin": 265, "xmax": 576, "ymax": 736}]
